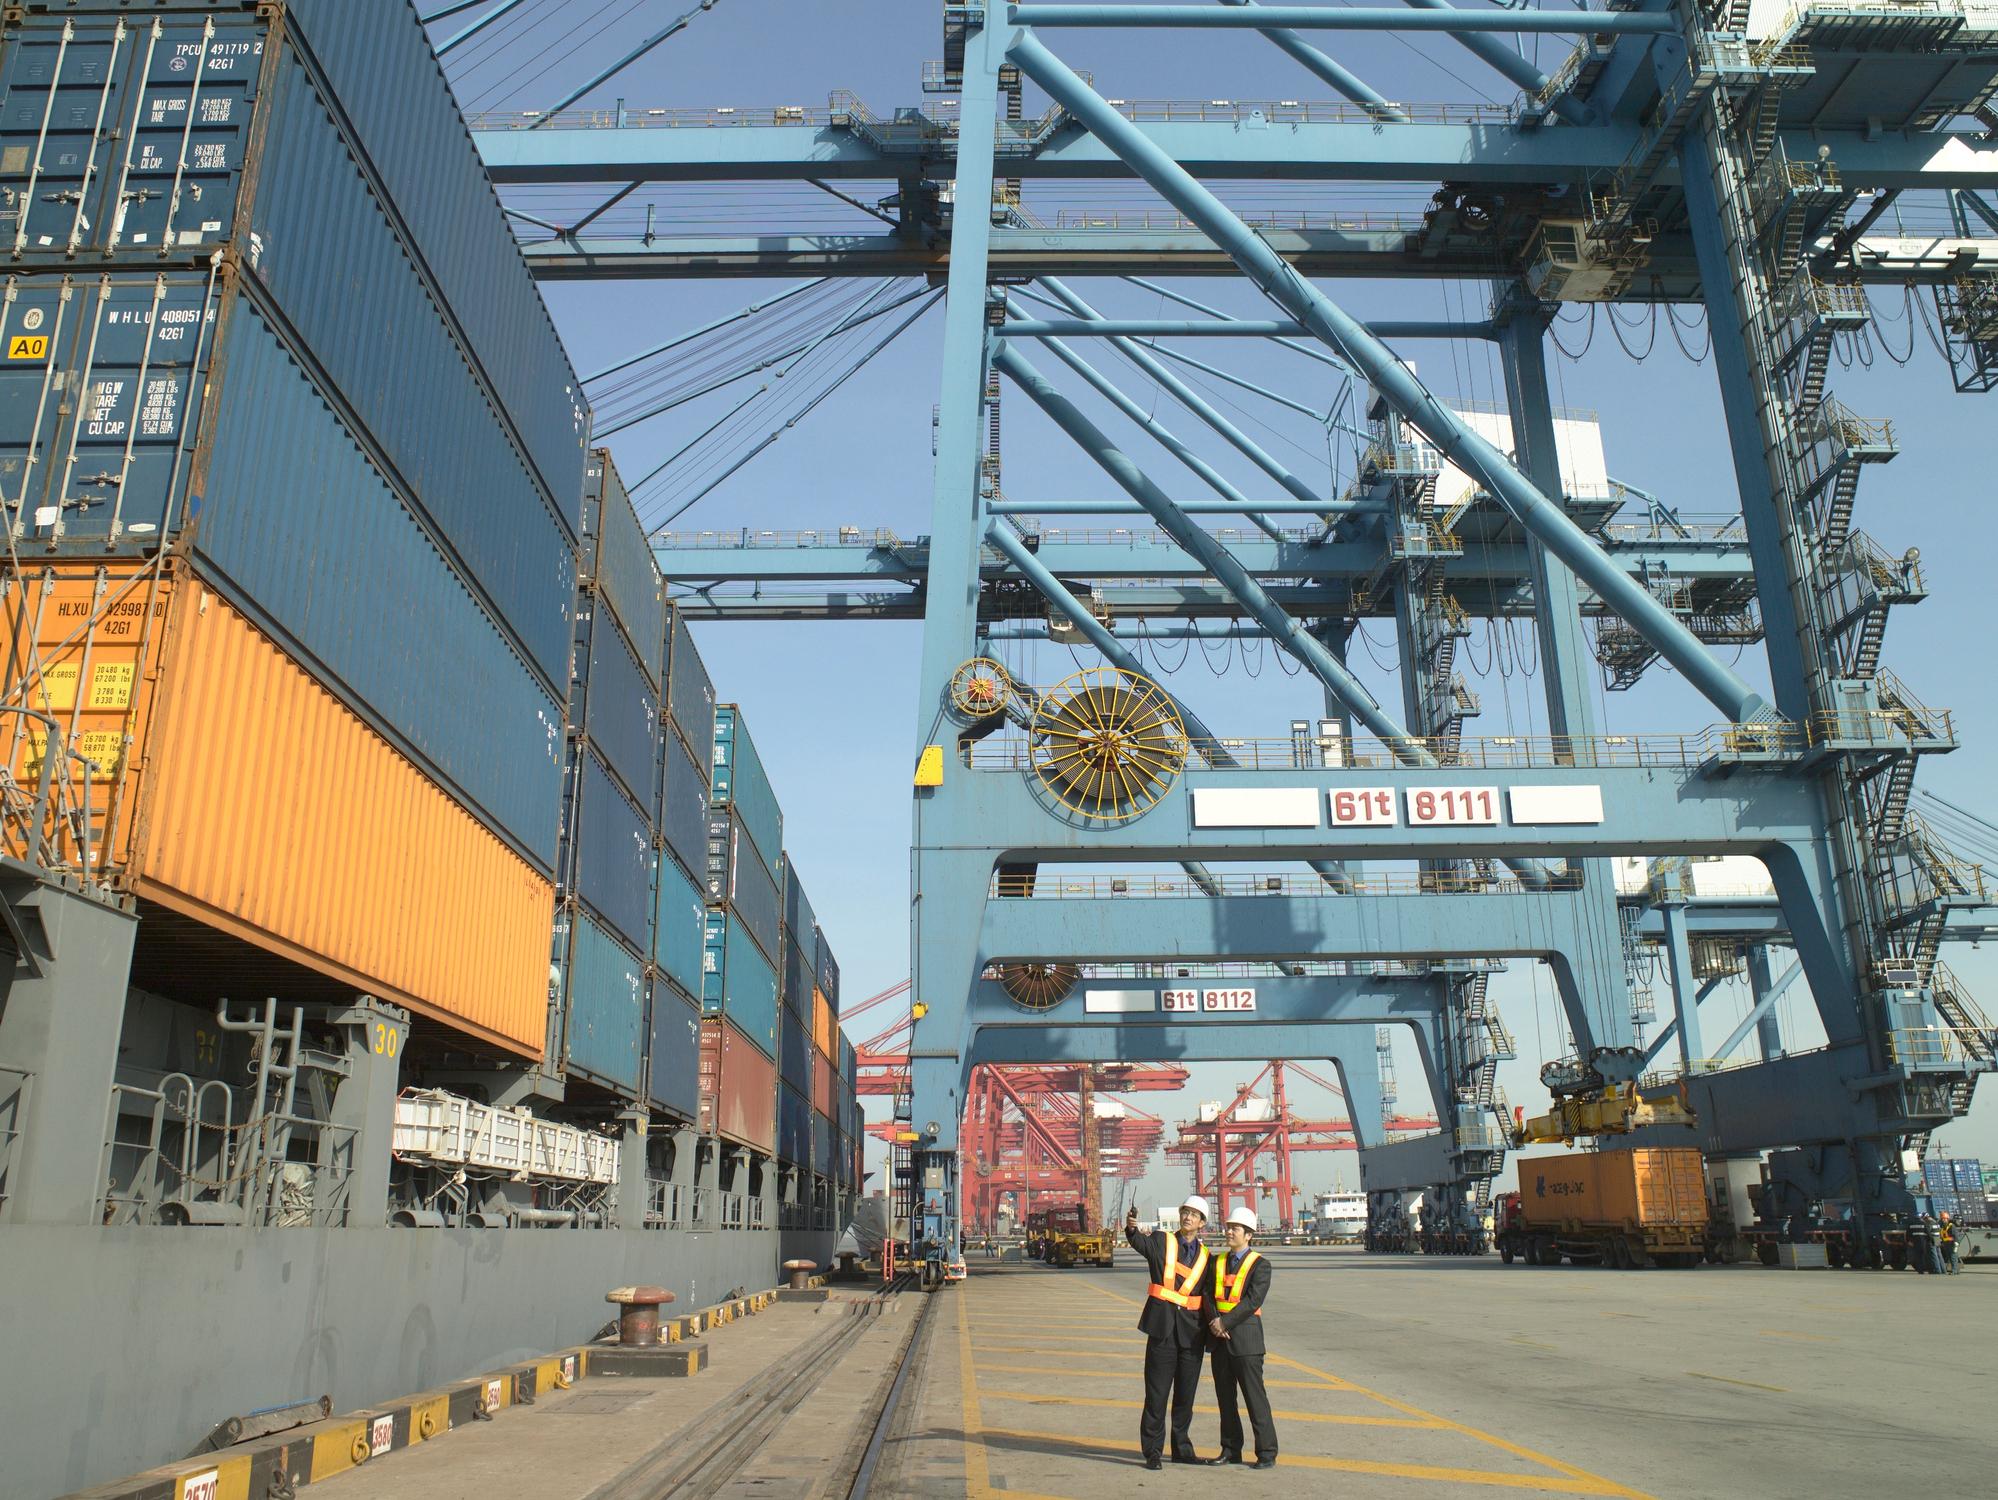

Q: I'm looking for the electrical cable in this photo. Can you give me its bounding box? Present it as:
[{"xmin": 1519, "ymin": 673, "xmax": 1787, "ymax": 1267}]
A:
[{"xmin": 1548, "ymin": 305, "xmax": 1596, "ymax": 360}]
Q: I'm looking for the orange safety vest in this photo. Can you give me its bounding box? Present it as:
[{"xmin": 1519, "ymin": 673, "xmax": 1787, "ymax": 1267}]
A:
[
  {"xmin": 1149, "ymin": 1234, "xmax": 1209, "ymax": 1310},
  {"xmin": 1212, "ymin": 1250, "xmax": 1263, "ymax": 1316}
]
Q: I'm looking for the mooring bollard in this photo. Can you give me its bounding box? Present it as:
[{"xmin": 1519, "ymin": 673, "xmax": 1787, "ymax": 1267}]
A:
[
  {"xmin": 783, "ymin": 1259, "xmax": 815, "ymax": 1291},
  {"xmin": 607, "ymin": 1285, "xmax": 675, "ymax": 1346}
]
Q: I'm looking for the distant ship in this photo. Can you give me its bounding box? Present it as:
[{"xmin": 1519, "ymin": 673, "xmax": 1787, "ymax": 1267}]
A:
[{"xmin": 1315, "ymin": 1190, "xmax": 1368, "ymax": 1238}]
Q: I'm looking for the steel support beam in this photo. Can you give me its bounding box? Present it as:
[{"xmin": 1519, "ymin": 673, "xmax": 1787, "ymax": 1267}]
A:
[{"xmin": 1006, "ymin": 30, "xmax": 1775, "ymax": 727}]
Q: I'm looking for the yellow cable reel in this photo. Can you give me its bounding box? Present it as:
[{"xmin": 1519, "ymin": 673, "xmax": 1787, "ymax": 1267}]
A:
[
  {"xmin": 999, "ymin": 962, "xmax": 1080, "ymax": 1011},
  {"xmin": 1029, "ymin": 667, "xmax": 1187, "ymax": 821}
]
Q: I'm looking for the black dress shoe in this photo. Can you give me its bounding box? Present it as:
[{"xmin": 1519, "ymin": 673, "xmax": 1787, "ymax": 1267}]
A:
[
  {"xmin": 1251, "ymin": 1456, "xmax": 1278, "ymax": 1470},
  {"xmin": 1206, "ymin": 1452, "xmax": 1244, "ymax": 1465},
  {"xmin": 1143, "ymin": 1456, "xmax": 1162, "ymax": 1471},
  {"xmin": 1171, "ymin": 1453, "xmax": 1203, "ymax": 1465}
]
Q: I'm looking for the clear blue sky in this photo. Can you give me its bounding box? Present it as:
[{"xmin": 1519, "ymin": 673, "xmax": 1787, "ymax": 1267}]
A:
[{"xmin": 441, "ymin": 1, "xmax": 1998, "ymax": 1211}]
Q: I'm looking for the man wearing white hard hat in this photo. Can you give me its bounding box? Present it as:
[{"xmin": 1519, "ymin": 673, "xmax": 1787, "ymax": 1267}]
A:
[
  {"xmin": 1124, "ymin": 1194, "xmax": 1214, "ymax": 1468},
  {"xmin": 1205, "ymin": 1205, "xmax": 1277, "ymax": 1468}
]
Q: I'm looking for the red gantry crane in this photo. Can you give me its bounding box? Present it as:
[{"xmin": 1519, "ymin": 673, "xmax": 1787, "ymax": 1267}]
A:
[
  {"xmin": 1167, "ymin": 1062, "xmax": 1437, "ymax": 1230},
  {"xmin": 848, "ymin": 983, "xmax": 1187, "ymax": 1234}
]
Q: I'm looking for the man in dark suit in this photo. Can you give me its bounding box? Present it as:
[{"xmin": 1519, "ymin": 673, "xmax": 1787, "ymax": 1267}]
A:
[
  {"xmin": 1124, "ymin": 1195, "xmax": 1213, "ymax": 1469},
  {"xmin": 1205, "ymin": 1205, "xmax": 1277, "ymax": 1469}
]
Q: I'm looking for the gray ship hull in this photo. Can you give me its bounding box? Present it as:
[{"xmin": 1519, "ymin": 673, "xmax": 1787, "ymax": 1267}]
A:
[{"xmin": 2, "ymin": 1222, "xmax": 832, "ymax": 1499}]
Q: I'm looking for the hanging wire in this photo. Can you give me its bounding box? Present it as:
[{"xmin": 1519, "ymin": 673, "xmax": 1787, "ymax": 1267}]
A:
[
  {"xmin": 1606, "ymin": 302, "xmax": 1658, "ymax": 360},
  {"xmin": 1664, "ymin": 302, "xmax": 1712, "ymax": 363},
  {"xmin": 1871, "ymin": 285, "xmax": 1918, "ymax": 366},
  {"xmin": 1549, "ymin": 305, "xmax": 1597, "ymax": 360}
]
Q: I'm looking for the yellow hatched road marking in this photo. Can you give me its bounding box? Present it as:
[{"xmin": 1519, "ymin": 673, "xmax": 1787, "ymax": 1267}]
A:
[
  {"xmin": 970, "ymin": 1333, "xmax": 1147, "ymax": 1348},
  {"xmin": 972, "ymin": 1427, "xmax": 1640, "ymax": 1495},
  {"xmin": 958, "ymin": 1292, "xmax": 1072, "ymax": 1500},
  {"xmin": 979, "ymin": 1389, "xmax": 1447, "ymax": 1428}
]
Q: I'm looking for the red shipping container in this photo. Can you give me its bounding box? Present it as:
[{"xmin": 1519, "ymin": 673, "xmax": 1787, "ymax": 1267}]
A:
[
  {"xmin": 812, "ymin": 1045, "xmax": 836, "ymax": 1119},
  {"xmin": 698, "ymin": 1017, "xmax": 776, "ymax": 1153}
]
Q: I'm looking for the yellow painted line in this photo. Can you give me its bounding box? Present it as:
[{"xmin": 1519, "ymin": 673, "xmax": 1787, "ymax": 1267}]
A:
[
  {"xmin": 971, "ymin": 1361, "xmax": 1347, "ymax": 1392},
  {"xmin": 1268, "ymin": 1355, "xmax": 1657, "ymax": 1500},
  {"xmin": 969, "ymin": 1333, "xmax": 1144, "ymax": 1348},
  {"xmin": 1510, "ymin": 1338, "xmax": 1560, "ymax": 1351},
  {"xmin": 972, "ymin": 1427, "xmax": 1633, "ymax": 1495},
  {"xmin": 1688, "ymin": 1371, "xmax": 1788, "ymax": 1393},
  {"xmin": 979, "ymin": 1389, "xmax": 1445, "ymax": 1428}
]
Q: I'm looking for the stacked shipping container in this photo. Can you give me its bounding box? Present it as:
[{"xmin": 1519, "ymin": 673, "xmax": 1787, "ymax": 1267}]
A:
[
  {"xmin": 552, "ymin": 452, "xmax": 661, "ymax": 1105},
  {"xmin": 0, "ymin": 0, "xmax": 582, "ymax": 1053},
  {"xmin": 0, "ymin": 0, "xmax": 862, "ymax": 1185}
]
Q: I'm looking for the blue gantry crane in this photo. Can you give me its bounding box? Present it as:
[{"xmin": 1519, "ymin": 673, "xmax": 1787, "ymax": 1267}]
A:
[{"xmin": 469, "ymin": 0, "xmax": 1998, "ymax": 1283}]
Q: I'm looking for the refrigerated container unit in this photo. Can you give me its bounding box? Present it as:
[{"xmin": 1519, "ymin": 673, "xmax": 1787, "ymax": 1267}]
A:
[
  {"xmin": 0, "ymin": 563, "xmax": 556, "ymax": 1054},
  {"xmin": 553, "ymin": 910, "xmax": 646, "ymax": 1099},
  {"xmin": 698, "ymin": 906, "xmax": 778, "ymax": 1060},
  {"xmin": 710, "ymin": 704, "xmax": 780, "ymax": 884},
  {"xmin": 581, "ymin": 450, "xmax": 664, "ymax": 688},
  {"xmin": 704, "ymin": 805, "xmax": 780, "ymax": 967},
  {"xmin": 697, "ymin": 1016, "xmax": 775, "ymax": 1155},
  {"xmin": 665, "ymin": 607, "xmax": 714, "ymax": 774},
  {"xmin": 649, "ymin": 977, "xmax": 701, "ymax": 1127}
]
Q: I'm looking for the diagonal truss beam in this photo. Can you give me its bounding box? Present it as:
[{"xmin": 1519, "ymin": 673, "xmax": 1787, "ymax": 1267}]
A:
[
  {"xmin": 1221, "ymin": 0, "xmax": 1406, "ymax": 122},
  {"xmin": 1007, "ymin": 28, "xmax": 1773, "ymax": 726}
]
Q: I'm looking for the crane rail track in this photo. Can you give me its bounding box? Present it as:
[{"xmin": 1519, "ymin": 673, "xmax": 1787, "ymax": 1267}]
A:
[{"xmin": 576, "ymin": 1277, "xmax": 929, "ymax": 1500}]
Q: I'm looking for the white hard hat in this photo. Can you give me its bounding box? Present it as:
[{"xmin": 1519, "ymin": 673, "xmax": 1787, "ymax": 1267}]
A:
[
  {"xmin": 1226, "ymin": 1206, "xmax": 1259, "ymax": 1233},
  {"xmin": 1179, "ymin": 1195, "xmax": 1211, "ymax": 1221}
]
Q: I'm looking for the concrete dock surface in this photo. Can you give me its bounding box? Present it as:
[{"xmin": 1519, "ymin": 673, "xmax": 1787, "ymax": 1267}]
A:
[{"xmin": 316, "ymin": 1247, "xmax": 1995, "ymax": 1498}]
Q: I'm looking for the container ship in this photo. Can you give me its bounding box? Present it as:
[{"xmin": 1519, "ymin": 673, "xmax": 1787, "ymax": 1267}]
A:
[{"xmin": 0, "ymin": 4, "xmax": 860, "ymax": 1495}]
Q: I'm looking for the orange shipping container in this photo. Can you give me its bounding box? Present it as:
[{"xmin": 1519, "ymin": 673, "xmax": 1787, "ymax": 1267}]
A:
[
  {"xmin": 1513, "ymin": 1148, "xmax": 1709, "ymax": 1231},
  {"xmin": 813, "ymin": 987, "xmax": 835, "ymax": 1056},
  {"xmin": 1, "ymin": 563, "xmax": 554, "ymax": 1055}
]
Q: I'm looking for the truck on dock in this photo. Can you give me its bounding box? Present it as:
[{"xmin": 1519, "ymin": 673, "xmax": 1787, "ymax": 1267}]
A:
[
  {"xmin": 1028, "ymin": 1204, "xmax": 1115, "ymax": 1267},
  {"xmin": 1497, "ymin": 1148, "xmax": 1708, "ymax": 1268}
]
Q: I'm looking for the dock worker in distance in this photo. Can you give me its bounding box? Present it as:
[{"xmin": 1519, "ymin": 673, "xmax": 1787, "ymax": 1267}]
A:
[
  {"xmin": 1205, "ymin": 1206, "xmax": 1277, "ymax": 1469},
  {"xmin": 1125, "ymin": 1195, "xmax": 1214, "ymax": 1470}
]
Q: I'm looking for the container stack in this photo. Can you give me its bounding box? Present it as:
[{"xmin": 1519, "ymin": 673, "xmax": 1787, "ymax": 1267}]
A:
[
  {"xmin": 776, "ymin": 861, "xmax": 818, "ymax": 1173},
  {"xmin": 1923, "ymin": 1158, "xmax": 1985, "ymax": 1224},
  {"xmin": 838, "ymin": 1035, "xmax": 862, "ymax": 1194},
  {"xmin": 652, "ymin": 603, "xmax": 714, "ymax": 1126},
  {"xmin": 698, "ymin": 703, "xmax": 782, "ymax": 1152},
  {"xmin": 551, "ymin": 451, "xmax": 662, "ymax": 1106},
  {"xmin": 811, "ymin": 924, "xmax": 843, "ymax": 1187},
  {"xmin": 0, "ymin": 1, "xmax": 586, "ymax": 1058}
]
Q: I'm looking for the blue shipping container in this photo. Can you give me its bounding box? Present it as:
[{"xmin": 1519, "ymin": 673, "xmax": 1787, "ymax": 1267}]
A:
[
  {"xmin": 666, "ymin": 609, "xmax": 714, "ymax": 772},
  {"xmin": 0, "ymin": 273, "xmax": 222, "ymax": 544},
  {"xmin": 779, "ymin": 986, "xmax": 811, "ymax": 1094},
  {"xmin": 561, "ymin": 911, "xmax": 645, "ymax": 1098},
  {"xmin": 196, "ymin": 288, "xmax": 566, "ymax": 869},
  {"xmin": 649, "ymin": 979, "xmax": 701, "ymax": 1125},
  {"xmin": 778, "ymin": 1083, "xmax": 811, "ymax": 1168},
  {"xmin": 700, "ymin": 908, "xmax": 778, "ymax": 1059},
  {"xmin": 711, "ymin": 704, "xmax": 782, "ymax": 883},
  {"xmin": 812, "ymin": 1112, "xmax": 836, "ymax": 1179},
  {"xmin": 784, "ymin": 860, "xmax": 817, "ymax": 952},
  {"xmin": 814, "ymin": 927, "xmax": 841, "ymax": 1012},
  {"xmin": 573, "ymin": 599, "xmax": 660, "ymax": 814},
  {"xmin": 780, "ymin": 920, "xmax": 811, "ymax": 1017},
  {"xmin": 285, "ymin": 0, "xmax": 589, "ymax": 530},
  {"xmin": 705, "ymin": 807, "xmax": 780, "ymax": 967},
  {"xmin": 567, "ymin": 749, "xmax": 655, "ymax": 954},
  {"xmin": 653, "ymin": 853, "xmax": 706, "ymax": 1006},
  {"xmin": 0, "ymin": 11, "xmax": 583, "ymax": 688},
  {"xmin": 585, "ymin": 451, "xmax": 665, "ymax": 688},
  {"xmin": 659, "ymin": 727, "xmax": 708, "ymax": 888}
]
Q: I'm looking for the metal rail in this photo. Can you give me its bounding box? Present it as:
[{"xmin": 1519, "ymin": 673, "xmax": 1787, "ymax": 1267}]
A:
[{"xmin": 577, "ymin": 1278, "xmax": 917, "ymax": 1500}]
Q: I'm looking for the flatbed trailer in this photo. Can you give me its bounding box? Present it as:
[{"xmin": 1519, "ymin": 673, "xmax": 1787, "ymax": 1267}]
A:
[{"xmin": 1497, "ymin": 1148, "xmax": 1710, "ymax": 1269}]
